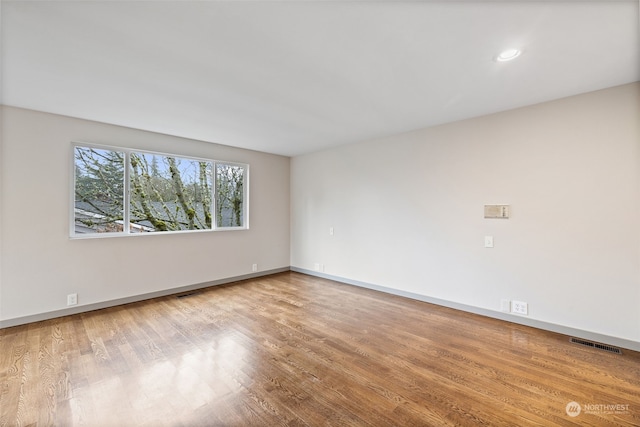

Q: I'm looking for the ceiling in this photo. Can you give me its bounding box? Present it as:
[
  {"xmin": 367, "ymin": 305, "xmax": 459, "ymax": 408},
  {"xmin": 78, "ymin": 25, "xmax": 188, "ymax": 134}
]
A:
[{"xmin": 1, "ymin": 1, "xmax": 639, "ymax": 157}]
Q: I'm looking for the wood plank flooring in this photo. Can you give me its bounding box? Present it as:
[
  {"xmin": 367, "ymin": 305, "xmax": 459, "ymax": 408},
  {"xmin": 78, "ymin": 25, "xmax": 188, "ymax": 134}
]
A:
[{"xmin": 1, "ymin": 271, "xmax": 639, "ymax": 426}]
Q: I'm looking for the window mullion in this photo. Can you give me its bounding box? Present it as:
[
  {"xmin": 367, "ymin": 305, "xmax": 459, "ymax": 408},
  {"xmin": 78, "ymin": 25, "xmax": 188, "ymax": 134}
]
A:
[
  {"xmin": 124, "ymin": 151, "xmax": 131, "ymax": 234},
  {"xmin": 212, "ymin": 161, "xmax": 218, "ymax": 230}
]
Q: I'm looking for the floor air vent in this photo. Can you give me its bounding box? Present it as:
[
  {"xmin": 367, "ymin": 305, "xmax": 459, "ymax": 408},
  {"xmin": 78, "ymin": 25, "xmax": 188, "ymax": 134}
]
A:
[
  {"xmin": 176, "ymin": 291, "xmax": 200, "ymax": 299},
  {"xmin": 570, "ymin": 337, "xmax": 622, "ymax": 355}
]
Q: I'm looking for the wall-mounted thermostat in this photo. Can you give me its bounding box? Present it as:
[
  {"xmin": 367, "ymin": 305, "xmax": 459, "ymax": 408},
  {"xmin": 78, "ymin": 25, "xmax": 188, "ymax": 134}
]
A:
[{"xmin": 484, "ymin": 204, "xmax": 510, "ymax": 219}]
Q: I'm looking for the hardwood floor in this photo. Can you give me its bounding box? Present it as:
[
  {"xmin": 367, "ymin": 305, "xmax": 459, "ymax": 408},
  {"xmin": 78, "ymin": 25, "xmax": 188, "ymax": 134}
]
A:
[{"xmin": 1, "ymin": 272, "xmax": 639, "ymax": 426}]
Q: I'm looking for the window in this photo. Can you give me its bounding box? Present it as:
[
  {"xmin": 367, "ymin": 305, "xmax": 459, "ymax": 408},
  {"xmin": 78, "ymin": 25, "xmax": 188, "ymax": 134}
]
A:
[
  {"xmin": 74, "ymin": 146, "xmax": 125, "ymax": 234},
  {"xmin": 215, "ymin": 163, "xmax": 245, "ymax": 228},
  {"xmin": 129, "ymin": 152, "xmax": 213, "ymax": 231},
  {"xmin": 72, "ymin": 144, "xmax": 248, "ymax": 237}
]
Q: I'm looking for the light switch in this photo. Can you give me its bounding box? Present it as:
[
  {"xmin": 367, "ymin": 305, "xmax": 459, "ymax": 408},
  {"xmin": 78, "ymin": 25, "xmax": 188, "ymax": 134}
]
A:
[{"xmin": 484, "ymin": 236, "xmax": 494, "ymax": 248}]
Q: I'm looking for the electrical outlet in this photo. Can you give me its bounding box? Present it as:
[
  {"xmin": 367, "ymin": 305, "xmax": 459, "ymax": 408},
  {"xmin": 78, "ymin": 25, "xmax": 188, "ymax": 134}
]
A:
[
  {"xmin": 314, "ymin": 263, "xmax": 324, "ymax": 272},
  {"xmin": 500, "ymin": 299, "xmax": 511, "ymax": 312},
  {"xmin": 252, "ymin": 264, "xmax": 258, "ymax": 272},
  {"xmin": 512, "ymin": 300, "xmax": 528, "ymax": 315},
  {"xmin": 67, "ymin": 293, "xmax": 78, "ymax": 306}
]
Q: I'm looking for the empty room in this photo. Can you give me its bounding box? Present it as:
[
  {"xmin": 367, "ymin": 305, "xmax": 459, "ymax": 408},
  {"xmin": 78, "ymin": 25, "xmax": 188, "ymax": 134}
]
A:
[{"xmin": 1, "ymin": 1, "xmax": 639, "ymax": 426}]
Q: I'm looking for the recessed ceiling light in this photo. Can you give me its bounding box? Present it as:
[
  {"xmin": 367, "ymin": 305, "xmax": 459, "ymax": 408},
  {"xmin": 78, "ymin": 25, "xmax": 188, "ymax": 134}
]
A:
[{"xmin": 495, "ymin": 48, "xmax": 521, "ymax": 62}]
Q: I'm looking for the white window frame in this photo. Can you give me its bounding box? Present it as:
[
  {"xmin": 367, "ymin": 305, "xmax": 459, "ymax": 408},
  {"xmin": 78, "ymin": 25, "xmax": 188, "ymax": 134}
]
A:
[{"xmin": 70, "ymin": 142, "xmax": 249, "ymax": 238}]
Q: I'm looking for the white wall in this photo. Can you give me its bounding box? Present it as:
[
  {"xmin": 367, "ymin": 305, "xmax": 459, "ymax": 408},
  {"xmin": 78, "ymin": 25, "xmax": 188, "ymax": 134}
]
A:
[
  {"xmin": 0, "ymin": 106, "xmax": 290, "ymax": 324},
  {"xmin": 291, "ymin": 83, "xmax": 640, "ymax": 345}
]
